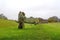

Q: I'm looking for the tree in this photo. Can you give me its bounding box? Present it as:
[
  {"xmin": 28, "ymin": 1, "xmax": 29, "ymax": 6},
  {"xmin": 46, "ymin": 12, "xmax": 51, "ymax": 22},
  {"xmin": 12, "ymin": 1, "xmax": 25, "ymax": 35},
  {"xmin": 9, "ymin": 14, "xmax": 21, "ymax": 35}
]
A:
[
  {"xmin": 38, "ymin": 18, "xmax": 43, "ymax": 23},
  {"xmin": 18, "ymin": 11, "xmax": 26, "ymax": 29},
  {"xmin": 48, "ymin": 16, "xmax": 59, "ymax": 22},
  {"xmin": 0, "ymin": 14, "xmax": 7, "ymax": 19},
  {"xmin": 34, "ymin": 18, "xmax": 39, "ymax": 25}
]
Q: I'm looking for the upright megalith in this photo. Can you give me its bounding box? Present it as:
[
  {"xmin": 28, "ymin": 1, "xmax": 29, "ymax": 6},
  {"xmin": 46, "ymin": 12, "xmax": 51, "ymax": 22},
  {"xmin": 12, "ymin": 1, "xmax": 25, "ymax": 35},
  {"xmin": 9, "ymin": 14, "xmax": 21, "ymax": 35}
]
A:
[{"xmin": 18, "ymin": 11, "xmax": 26, "ymax": 29}]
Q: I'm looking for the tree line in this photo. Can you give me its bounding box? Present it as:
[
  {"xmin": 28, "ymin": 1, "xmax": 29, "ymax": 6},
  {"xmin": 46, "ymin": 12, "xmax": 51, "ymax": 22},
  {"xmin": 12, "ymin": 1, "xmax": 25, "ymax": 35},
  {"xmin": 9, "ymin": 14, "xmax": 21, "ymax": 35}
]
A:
[
  {"xmin": 25, "ymin": 16, "xmax": 60, "ymax": 24},
  {"xmin": 0, "ymin": 12, "xmax": 60, "ymax": 23}
]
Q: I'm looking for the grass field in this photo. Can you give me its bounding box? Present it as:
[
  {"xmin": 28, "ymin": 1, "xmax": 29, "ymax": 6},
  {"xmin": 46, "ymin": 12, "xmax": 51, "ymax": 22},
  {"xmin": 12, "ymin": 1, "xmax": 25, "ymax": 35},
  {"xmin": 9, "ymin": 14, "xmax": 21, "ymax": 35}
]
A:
[{"xmin": 0, "ymin": 19, "xmax": 60, "ymax": 40}]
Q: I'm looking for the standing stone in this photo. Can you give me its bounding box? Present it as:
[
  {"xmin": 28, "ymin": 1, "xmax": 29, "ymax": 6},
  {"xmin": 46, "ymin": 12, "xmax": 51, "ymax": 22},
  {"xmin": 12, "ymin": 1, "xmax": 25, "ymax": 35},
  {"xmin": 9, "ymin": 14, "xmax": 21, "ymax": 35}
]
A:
[{"xmin": 18, "ymin": 11, "xmax": 25, "ymax": 29}]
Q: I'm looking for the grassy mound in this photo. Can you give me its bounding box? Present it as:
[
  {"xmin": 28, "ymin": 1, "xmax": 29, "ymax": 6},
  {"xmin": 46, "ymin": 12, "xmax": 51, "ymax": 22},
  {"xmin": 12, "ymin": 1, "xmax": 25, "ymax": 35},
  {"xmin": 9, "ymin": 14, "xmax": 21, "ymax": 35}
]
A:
[{"xmin": 0, "ymin": 19, "xmax": 18, "ymax": 27}]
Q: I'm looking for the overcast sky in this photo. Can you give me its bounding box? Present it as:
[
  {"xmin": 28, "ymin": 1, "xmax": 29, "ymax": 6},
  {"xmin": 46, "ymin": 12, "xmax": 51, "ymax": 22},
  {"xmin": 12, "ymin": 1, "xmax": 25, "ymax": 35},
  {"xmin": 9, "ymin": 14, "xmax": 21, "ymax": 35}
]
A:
[{"xmin": 0, "ymin": 0, "xmax": 60, "ymax": 20}]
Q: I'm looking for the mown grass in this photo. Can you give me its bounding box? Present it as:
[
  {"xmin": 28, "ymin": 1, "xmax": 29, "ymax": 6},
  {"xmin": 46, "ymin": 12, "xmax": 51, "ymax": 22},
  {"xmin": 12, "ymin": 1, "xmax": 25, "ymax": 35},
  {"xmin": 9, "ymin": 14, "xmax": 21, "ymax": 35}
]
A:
[{"xmin": 0, "ymin": 19, "xmax": 60, "ymax": 40}]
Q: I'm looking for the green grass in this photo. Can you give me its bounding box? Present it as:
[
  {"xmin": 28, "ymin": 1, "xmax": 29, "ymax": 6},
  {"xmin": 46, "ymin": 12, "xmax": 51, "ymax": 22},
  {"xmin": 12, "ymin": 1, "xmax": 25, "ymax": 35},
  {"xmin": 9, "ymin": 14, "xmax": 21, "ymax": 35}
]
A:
[
  {"xmin": 0, "ymin": 19, "xmax": 60, "ymax": 40},
  {"xmin": 42, "ymin": 23, "xmax": 60, "ymax": 40}
]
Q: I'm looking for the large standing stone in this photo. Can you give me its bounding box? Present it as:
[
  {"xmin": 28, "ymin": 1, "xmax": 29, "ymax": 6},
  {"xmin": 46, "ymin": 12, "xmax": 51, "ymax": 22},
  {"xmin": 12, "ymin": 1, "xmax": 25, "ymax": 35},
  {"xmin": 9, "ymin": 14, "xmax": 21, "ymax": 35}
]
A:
[{"xmin": 18, "ymin": 11, "xmax": 25, "ymax": 29}]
